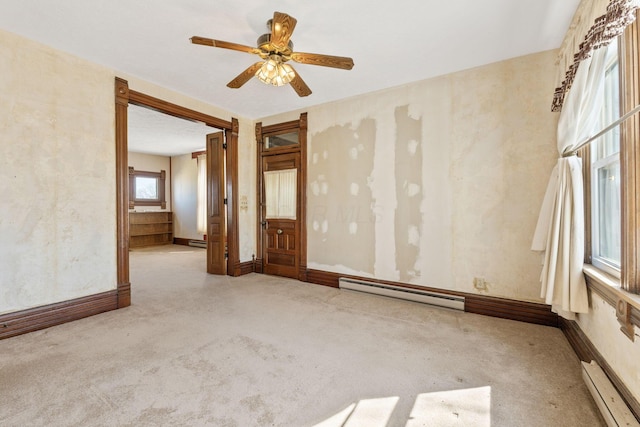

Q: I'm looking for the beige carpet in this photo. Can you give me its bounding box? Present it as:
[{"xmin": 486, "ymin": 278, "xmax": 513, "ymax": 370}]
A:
[{"xmin": 0, "ymin": 245, "xmax": 603, "ymax": 426}]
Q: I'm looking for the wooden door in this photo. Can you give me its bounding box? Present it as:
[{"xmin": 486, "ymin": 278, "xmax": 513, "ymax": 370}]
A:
[
  {"xmin": 207, "ymin": 132, "xmax": 226, "ymax": 275},
  {"xmin": 262, "ymin": 152, "xmax": 301, "ymax": 278}
]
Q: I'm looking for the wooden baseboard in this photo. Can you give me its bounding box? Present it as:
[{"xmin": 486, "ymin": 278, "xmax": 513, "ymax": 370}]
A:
[
  {"xmin": 0, "ymin": 290, "xmax": 119, "ymax": 340},
  {"xmin": 117, "ymin": 282, "xmax": 131, "ymax": 308},
  {"xmin": 254, "ymin": 258, "xmax": 263, "ymax": 274},
  {"xmin": 173, "ymin": 237, "xmax": 191, "ymax": 246},
  {"xmin": 304, "ymin": 269, "xmax": 557, "ymax": 326},
  {"xmin": 298, "ymin": 265, "xmax": 308, "ymax": 282},
  {"xmin": 465, "ymin": 294, "xmax": 558, "ymax": 327},
  {"xmin": 559, "ymin": 317, "xmax": 640, "ymax": 421},
  {"xmin": 230, "ymin": 261, "xmax": 254, "ymax": 276},
  {"xmin": 306, "ymin": 269, "xmax": 340, "ymax": 288}
]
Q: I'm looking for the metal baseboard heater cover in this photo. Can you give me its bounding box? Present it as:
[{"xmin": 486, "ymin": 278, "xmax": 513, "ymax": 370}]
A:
[
  {"xmin": 582, "ymin": 361, "xmax": 639, "ymax": 427},
  {"xmin": 188, "ymin": 240, "xmax": 207, "ymax": 249},
  {"xmin": 338, "ymin": 278, "xmax": 465, "ymax": 311}
]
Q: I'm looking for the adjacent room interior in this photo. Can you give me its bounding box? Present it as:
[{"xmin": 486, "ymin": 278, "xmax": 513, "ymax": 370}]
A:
[{"xmin": 127, "ymin": 104, "xmax": 214, "ymax": 257}]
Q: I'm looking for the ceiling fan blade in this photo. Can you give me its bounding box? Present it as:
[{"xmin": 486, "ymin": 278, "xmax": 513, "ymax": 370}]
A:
[
  {"xmin": 289, "ymin": 68, "xmax": 312, "ymax": 97},
  {"xmin": 227, "ymin": 62, "xmax": 263, "ymax": 88},
  {"xmin": 291, "ymin": 52, "xmax": 354, "ymax": 70},
  {"xmin": 190, "ymin": 36, "xmax": 260, "ymax": 55},
  {"xmin": 270, "ymin": 12, "xmax": 297, "ymax": 51}
]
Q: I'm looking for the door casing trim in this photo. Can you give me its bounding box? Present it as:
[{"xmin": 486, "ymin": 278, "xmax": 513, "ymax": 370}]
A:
[{"xmin": 255, "ymin": 113, "xmax": 307, "ymax": 281}]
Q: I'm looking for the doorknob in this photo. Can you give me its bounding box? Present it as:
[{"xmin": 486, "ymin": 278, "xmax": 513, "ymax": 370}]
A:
[
  {"xmin": 276, "ymin": 229, "xmax": 283, "ymax": 235},
  {"xmin": 261, "ymin": 221, "xmax": 267, "ymax": 227}
]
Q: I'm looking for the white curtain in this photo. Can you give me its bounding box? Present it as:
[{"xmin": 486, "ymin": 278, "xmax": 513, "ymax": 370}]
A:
[
  {"xmin": 196, "ymin": 154, "xmax": 207, "ymax": 235},
  {"xmin": 531, "ymin": 47, "xmax": 610, "ymax": 319},
  {"xmin": 264, "ymin": 169, "xmax": 297, "ymax": 219}
]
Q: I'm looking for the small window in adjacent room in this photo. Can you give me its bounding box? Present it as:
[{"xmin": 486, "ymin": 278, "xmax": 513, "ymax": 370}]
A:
[
  {"xmin": 135, "ymin": 176, "xmax": 159, "ymax": 200},
  {"xmin": 128, "ymin": 167, "xmax": 166, "ymax": 209},
  {"xmin": 590, "ymin": 41, "xmax": 621, "ymax": 277}
]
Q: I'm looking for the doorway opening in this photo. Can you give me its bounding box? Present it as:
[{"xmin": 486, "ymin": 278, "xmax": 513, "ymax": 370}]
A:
[
  {"xmin": 128, "ymin": 104, "xmax": 217, "ymax": 250},
  {"xmin": 115, "ymin": 78, "xmax": 240, "ymax": 308}
]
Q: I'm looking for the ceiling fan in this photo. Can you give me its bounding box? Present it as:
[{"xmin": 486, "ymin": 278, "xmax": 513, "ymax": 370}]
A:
[{"xmin": 190, "ymin": 11, "xmax": 354, "ymax": 97}]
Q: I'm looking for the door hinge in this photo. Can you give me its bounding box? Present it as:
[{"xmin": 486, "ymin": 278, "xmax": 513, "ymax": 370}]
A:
[
  {"xmin": 223, "ymin": 143, "xmax": 227, "ymax": 149},
  {"xmin": 223, "ymin": 198, "xmax": 228, "ymax": 205}
]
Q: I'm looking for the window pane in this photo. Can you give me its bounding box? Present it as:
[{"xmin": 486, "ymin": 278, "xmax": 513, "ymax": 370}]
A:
[
  {"xmin": 264, "ymin": 169, "xmax": 297, "ymax": 219},
  {"xmin": 595, "ymin": 43, "xmax": 620, "ymax": 161},
  {"xmin": 135, "ymin": 177, "xmax": 158, "ymax": 200},
  {"xmin": 196, "ymin": 155, "xmax": 207, "ymax": 234},
  {"xmin": 590, "ymin": 42, "xmax": 621, "ymax": 275},
  {"xmin": 596, "ymin": 160, "xmax": 621, "ymax": 265},
  {"xmin": 265, "ymin": 131, "xmax": 299, "ymax": 149}
]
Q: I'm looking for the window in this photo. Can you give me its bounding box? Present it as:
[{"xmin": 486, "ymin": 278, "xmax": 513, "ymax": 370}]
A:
[
  {"xmin": 584, "ymin": 11, "xmax": 640, "ymax": 295},
  {"xmin": 196, "ymin": 154, "xmax": 207, "ymax": 234},
  {"xmin": 264, "ymin": 131, "xmax": 299, "ymax": 149},
  {"xmin": 590, "ymin": 41, "xmax": 621, "ymax": 277},
  {"xmin": 128, "ymin": 167, "xmax": 166, "ymax": 209},
  {"xmin": 264, "ymin": 169, "xmax": 297, "ymax": 219},
  {"xmin": 135, "ymin": 176, "xmax": 159, "ymax": 200},
  {"xmin": 619, "ymin": 9, "xmax": 640, "ymax": 294}
]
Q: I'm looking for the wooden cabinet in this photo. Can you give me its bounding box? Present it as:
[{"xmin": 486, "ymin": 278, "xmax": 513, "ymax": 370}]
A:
[{"xmin": 129, "ymin": 211, "xmax": 173, "ymax": 248}]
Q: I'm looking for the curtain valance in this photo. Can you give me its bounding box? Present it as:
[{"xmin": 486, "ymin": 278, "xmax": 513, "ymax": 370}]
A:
[{"xmin": 552, "ymin": 0, "xmax": 638, "ymax": 112}]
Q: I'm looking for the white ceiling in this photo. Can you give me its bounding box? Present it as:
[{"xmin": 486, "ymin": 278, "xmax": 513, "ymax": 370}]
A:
[
  {"xmin": 128, "ymin": 104, "xmax": 214, "ymax": 156},
  {"xmin": 0, "ymin": 1, "xmax": 579, "ymax": 120}
]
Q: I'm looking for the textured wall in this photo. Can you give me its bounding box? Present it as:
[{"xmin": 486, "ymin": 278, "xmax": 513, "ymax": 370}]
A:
[
  {"xmin": 0, "ymin": 29, "xmax": 117, "ymax": 314},
  {"xmin": 128, "ymin": 151, "xmax": 171, "ymax": 212},
  {"xmin": 0, "ymin": 29, "xmax": 255, "ymax": 315},
  {"xmin": 261, "ymin": 50, "xmax": 559, "ymax": 302},
  {"xmin": 237, "ymin": 119, "xmax": 257, "ymax": 262}
]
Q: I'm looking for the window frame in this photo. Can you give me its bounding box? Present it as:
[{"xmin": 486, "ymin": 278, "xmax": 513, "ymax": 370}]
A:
[
  {"xmin": 128, "ymin": 167, "xmax": 167, "ymax": 209},
  {"xmin": 618, "ymin": 9, "xmax": 640, "ymax": 296},
  {"xmin": 582, "ymin": 10, "xmax": 640, "ymax": 296},
  {"xmin": 580, "ymin": 10, "xmax": 640, "ymax": 340}
]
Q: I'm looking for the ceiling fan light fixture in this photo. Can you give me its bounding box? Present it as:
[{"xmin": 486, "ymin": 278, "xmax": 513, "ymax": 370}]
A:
[
  {"xmin": 191, "ymin": 11, "xmax": 352, "ymax": 96},
  {"xmin": 256, "ymin": 55, "xmax": 295, "ymax": 87}
]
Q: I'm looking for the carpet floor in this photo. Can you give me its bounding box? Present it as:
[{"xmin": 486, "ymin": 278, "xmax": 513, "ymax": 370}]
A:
[{"xmin": 0, "ymin": 245, "xmax": 604, "ymax": 426}]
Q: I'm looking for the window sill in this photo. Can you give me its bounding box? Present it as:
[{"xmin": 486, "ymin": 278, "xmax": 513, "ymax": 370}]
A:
[{"xmin": 583, "ymin": 264, "xmax": 640, "ymax": 337}]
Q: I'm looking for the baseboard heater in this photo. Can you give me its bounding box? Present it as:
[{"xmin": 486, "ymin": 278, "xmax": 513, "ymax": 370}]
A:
[
  {"xmin": 582, "ymin": 361, "xmax": 639, "ymax": 427},
  {"xmin": 338, "ymin": 278, "xmax": 465, "ymax": 311},
  {"xmin": 188, "ymin": 240, "xmax": 207, "ymax": 249}
]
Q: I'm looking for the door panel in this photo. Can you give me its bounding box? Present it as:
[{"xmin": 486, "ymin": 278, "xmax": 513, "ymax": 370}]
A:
[
  {"xmin": 262, "ymin": 152, "xmax": 300, "ymax": 278},
  {"xmin": 207, "ymin": 132, "xmax": 226, "ymax": 275}
]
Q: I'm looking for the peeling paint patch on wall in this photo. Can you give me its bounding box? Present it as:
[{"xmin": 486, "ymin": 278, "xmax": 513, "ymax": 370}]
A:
[
  {"xmin": 308, "ymin": 120, "xmax": 376, "ymax": 274},
  {"xmin": 263, "ymin": 50, "xmax": 558, "ymax": 300},
  {"xmin": 394, "ymin": 106, "xmax": 423, "ymax": 281}
]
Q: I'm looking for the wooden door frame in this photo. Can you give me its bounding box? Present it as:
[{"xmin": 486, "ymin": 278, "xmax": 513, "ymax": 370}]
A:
[
  {"xmin": 255, "ymin": 113, "xmax": 307, "ymax": 281},
  {"xmin": 115, "ymin": 78, "xmax": 241, "ymax": 307}
]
